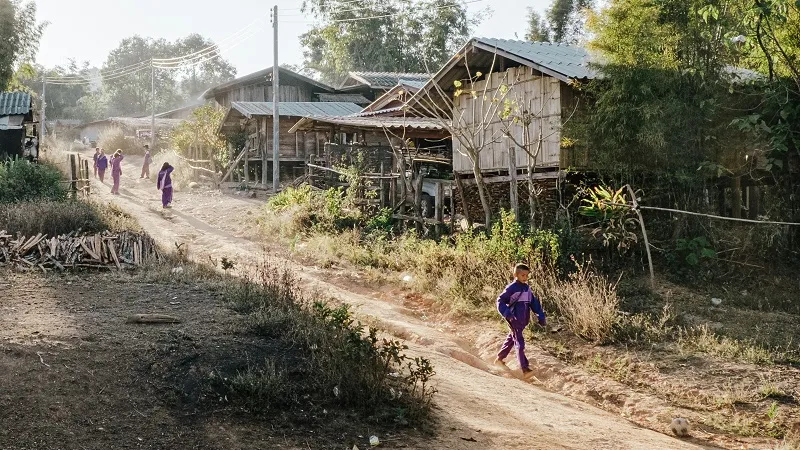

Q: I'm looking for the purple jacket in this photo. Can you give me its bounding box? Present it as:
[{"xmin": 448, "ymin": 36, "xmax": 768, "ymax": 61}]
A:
[
  {"xmin": 110, "ymin": 155, "xmax": 124, "ymax": 175},
  {"xmin": 497, "ymin": 281, "xmax": 545, "ymax": 328},
  {"xmin": 157, "ymin": 166, "xmax": 174, "ymax": 190},
  {"xmin": 96, "ymin": 155, "xmax": 108, "ymax": 170}
]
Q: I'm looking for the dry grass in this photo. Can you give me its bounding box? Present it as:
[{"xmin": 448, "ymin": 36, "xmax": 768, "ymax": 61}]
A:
[{"xmin": 677, "ymin": 324, "xmax": 778, "ymax": 365}]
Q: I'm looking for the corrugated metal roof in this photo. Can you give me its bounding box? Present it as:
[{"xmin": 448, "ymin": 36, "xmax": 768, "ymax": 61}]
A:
[
  {"xmin": 289, "ymin": 115, "xmax": 443, "ymax": 133},
  {"xmin": 473, "ymin": 38, "xmax": 595, "ymax": 81},
  {"xmin": 317, "ymin": 93, "xmax": 372, "ymax": 104},
  {"xmin": 398, "ymin": 79, "xmax": 427, "ymax": 90},
  {"xmin": 201, "ymin": 67, "xmax": 334, "ymax": 100},
  {"xmin": 0, "ymin": 92, "xmax": 33, "ymax": 116},
  {"xmin": 353, "ymin": 106, "xmax": 405, "ymax": 117},
  {"xmin": 349, "ymin": 72, "xmax": 432, "ymax": 89},
  {"xmin": 230, "ymin": 102, "xmax": 363, "ymax": 118}
]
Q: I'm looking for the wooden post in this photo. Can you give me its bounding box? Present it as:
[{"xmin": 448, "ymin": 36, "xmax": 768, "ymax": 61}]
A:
[
  {"xmin": 508, "ymin": 146, "xmax": 519, "ymax": 220},
  {"xmin": 380, "ymin": 160, "xmax": 386, "ymax": 209},
  {"xmin": 414, "ymin": 173, "xmax": 423, "ymax": 233},
  {"xmin": 626, "ymin": 185, "xmax": 655, "ymax": 289},
  {"xmin": 732, "ymin": 176, "xmax": 742, "ymax": 219},
  {"xmin": 244, "ymin": 147, "xmax": 249, "ymax": 184},
  {"xmin": 449, "ymin": 182, "xmax": 455, "ymax": 221},
  {"xmin": 69, "ymin": 154, "xmax": 78, "ymax": 198},
  {"xmin": 83, "ymin": 160, "xmax": 90, "ymax": 195},
  {"xmin": 453, "ymin": 171, "xmax": 471, "ymax": 228},
  {"xmin": 389, "ymin": 177, "xmax": 396, "ymax": 210},
  {"xmin": 435, "ymin": 181, "xmax": 444, "ymax": 235}
]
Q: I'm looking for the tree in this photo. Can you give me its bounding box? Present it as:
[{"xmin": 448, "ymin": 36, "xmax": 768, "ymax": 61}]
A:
[
  {"xmin": 0, "ymin": 0, "xmax": 45, "ymax": 90},
  {"xmin": 525, "ymin": 8, "xmax": 551, "ymax": 42},
  {"xmin": 546, "ymin": 0, "xmax": 592, "ymax": 44},
  {"xmin": 170, "ymin": 104, "xmax": 227, "ymax": 179},
  {"xmin": 103, "ymin": 34, "xmax": 237, "ymax": 117},
  {"xmin": 172, "ymin": 34, "xmax": 236, "ymax": 99},
  {"xmin": 300, "ymin": 0, "xmax": 474, "ymax": 82}
]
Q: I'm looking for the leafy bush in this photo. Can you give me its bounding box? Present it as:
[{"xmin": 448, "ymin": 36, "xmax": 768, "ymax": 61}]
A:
[
  {"xmin": 223, "ymin": 261, "xmax": 435, "ymax": 422},
  {"xmin": 264, "ymin": 184, "xmax": 362, "ymax": 236},
  {"xmin": 0, "ymin": 160, "xmax": 66, "ymax": 203}
]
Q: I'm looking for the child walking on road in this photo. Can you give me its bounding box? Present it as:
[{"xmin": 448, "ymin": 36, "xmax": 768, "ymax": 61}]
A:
[
  {"xmin": 92, "ymin": 147, "xmax": 100, "ymax": 178},
  {"xmin": 110, "ymin": 150, "xmax": 124, "ymax": 195},
  {"xmin": 494, "ymin": 263, "xmax": 546, "ymax": 377},
  {"xmin": 157, "ymin": 162, "xmax": 174, "ymax": 208},
  {"xmin": 96, "ymin": 149, "xmax": 108, "ymax": 183},
  {"xmin": 140, "ymin": 145, "xmax": 152, "ymax": 179}
]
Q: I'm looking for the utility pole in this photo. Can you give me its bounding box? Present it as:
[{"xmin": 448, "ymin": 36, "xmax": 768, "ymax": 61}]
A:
[
  {"xmin": 41, "ymin": 77, "xmax": 47, "ymax": 139},
  {"xmin": 272, "ymin": 4, "xmax": 280, "ymax": 192},
  {"xmin": 150, "ymin": 61, "xmax": 156, "ymax": 150}
]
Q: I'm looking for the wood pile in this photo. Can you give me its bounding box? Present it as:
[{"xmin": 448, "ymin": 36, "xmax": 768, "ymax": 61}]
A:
[{"xmin": 0, "ymin": 230, "xmax": 162, "ymax": 271}]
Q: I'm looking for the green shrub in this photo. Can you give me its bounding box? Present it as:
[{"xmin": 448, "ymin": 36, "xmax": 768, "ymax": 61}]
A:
[
  {"xmin": 0, "ymin": 160, "xmax": 66, "ymax": 203},
  {"xmin": 222, "ymin": 261, "xmax": 435, "ymax": 422}
]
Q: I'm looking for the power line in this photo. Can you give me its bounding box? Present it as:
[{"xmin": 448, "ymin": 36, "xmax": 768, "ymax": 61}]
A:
[
  {"xmin": 152, "ymin": 13, "xmax": 267, "ymax": 64},
  {"xmin": 279, "ymin": 0, "xmax": 367, "ymax": 12},
  {"xmin": 279, "ymin": 0, "xmax": 483, "ymax": 23},
  {"xmin": 154, "ymin": 28, "xmax": 261, "ymax": 69}
]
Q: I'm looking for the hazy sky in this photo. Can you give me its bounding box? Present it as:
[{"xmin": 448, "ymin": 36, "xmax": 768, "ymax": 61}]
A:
[{"xmin": 33, "ymin": 0, "xmax": 547, "ymax": 78}]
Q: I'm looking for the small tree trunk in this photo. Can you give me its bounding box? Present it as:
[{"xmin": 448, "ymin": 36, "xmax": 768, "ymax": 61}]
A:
[
  {"xmin": 471, "ymin": 156, "xmax": 492, "ymax": 230},
  {"xmin": 508, "ymin": 146, "xmax": 519, "ymax": 220}
]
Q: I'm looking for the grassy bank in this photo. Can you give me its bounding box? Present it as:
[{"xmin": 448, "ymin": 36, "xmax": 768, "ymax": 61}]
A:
[{"xmin": 257, "ymin": 185, "xmax": 800, "ymax": 444}]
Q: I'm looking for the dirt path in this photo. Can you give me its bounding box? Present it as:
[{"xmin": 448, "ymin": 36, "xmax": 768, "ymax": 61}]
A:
[{"xmin": 79, "ymin": 153, "xmax": 713, "ymax": 449}]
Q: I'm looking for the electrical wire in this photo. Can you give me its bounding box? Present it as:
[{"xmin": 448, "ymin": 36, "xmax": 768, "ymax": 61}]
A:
[
  {"xmin": 280, "ymin": 0, "xmax": 483, "ymax": 23},
  {"xmin": 152, "ymin": 12, "xmax": 268, "ymax": 63},
  {"xmin": 44, "ymin": 60, "xmax": 151, "ymax": 82},
  {"xmin": 153, "ymin": 27, "xmax": 261, "ymax": 70}
]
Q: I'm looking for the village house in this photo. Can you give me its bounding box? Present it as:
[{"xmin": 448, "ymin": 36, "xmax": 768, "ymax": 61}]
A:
[
  {"xmin": 337, "ymin": 72, "xmax": 431, "ymax": 101},
  {"xmin": 0, "ymin": 92, "xmax": 36, "ymax": 160},
  {"xmin": 209, "ymin": 67, "xmax": 433, "ymax": 184}
]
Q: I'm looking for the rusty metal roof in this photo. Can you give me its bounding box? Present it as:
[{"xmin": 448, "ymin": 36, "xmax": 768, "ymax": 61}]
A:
[
  {"xmin": 0, "ymin": 92, "xmax": 33, "ymax": 116},
  {"xmin": 230, "ymin": 102, "xmax": 363, "ymax": 118},
  {"xmin": 289, "ymin": 115, "xmax": 444, "ymax": 134}
]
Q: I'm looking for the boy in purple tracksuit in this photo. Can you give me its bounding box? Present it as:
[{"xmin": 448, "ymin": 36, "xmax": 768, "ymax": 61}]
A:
[{"xmin": 494, "ymin": 263, "xmax": 546, "ymax": 376}]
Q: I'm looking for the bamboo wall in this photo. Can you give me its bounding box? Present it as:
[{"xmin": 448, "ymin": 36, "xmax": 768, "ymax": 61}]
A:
[{"xmin": 452, "ymin": 66, "xmax": 562, "ymax": 174}]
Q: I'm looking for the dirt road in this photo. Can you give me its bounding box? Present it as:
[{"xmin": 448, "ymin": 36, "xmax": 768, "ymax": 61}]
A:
[{"xmin": 73, "ymin": 153, "xmax": 713, "ymax": 449}]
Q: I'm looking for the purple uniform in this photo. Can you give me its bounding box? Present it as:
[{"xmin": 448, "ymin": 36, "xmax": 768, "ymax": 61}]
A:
[
  {"xmin": 110, "ymin": 155, "xmax": 124, "ymax": 194},
  {"xmin": 141, "ymin": 150, "xmax": 152, "ymax": 178},
  {"xmin": 96, "ymin": 155, "xmax": 108, "ymax": 182},
  {"xmin": 496, "ymin": 281, "xmax": 545, "ymax": 370},
  {"xmin": 157, "ymin": 165, "xmax": 174, "ymax": 207}
]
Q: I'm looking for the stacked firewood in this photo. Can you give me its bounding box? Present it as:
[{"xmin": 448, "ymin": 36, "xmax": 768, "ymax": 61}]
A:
[{"xmin": 0, "ymin": 230, "xmax": 162, "ymax": 271}]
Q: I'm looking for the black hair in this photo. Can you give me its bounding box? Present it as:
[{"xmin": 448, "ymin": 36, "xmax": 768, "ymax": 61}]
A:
[
  {"xmin": 514, "ymin": 263, "xmax": 530, "ymax": 273},
  {"xmin": 161, "ymin": 162, "xmax": 170, "ymax": 171}
]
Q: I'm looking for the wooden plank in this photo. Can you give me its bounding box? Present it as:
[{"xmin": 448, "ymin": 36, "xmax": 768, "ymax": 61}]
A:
[
  {"xmin": 126, "ymin": 314, "xmax": 181, "ymax": 324},
  {"xmin": 392, "ymin": 214, "xmax": 444, "ymax": 226},
  {"xmin": 460, "ymin": 169, "xmax": 561, "ymax": 185}
]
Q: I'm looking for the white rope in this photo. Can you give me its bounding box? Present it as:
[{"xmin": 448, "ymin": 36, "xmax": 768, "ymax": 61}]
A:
[{"xmin": 603, "ymin": 201, "xmax": 800, "ymax": 226}]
